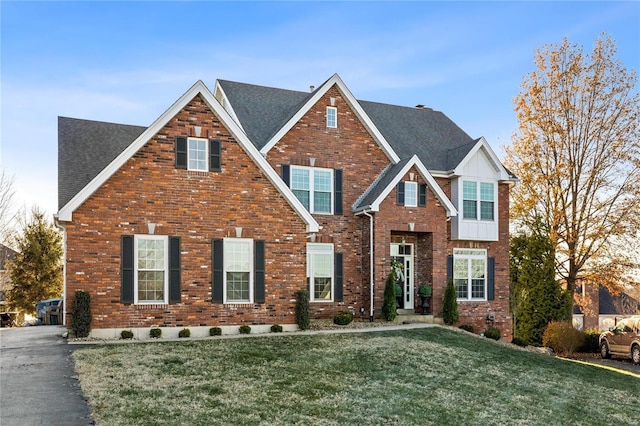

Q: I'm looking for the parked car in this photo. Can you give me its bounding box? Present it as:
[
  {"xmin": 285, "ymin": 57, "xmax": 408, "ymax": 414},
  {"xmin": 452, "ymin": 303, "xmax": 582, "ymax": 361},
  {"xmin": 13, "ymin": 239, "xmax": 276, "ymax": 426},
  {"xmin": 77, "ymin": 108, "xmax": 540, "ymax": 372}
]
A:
[
  {"xmin": 35, "ymin": 298, "xmax": 62, "ymax": 325},
  {"xmin": 599, "ymin": 316, "xmax": 640, "ymax": 364}
]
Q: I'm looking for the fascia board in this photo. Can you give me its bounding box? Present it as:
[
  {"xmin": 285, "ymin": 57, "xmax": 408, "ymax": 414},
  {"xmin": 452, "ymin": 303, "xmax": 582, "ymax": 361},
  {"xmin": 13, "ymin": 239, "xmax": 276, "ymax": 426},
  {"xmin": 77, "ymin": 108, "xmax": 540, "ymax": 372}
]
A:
[
  {"xmin": 259, "ymin": 73, "xmax": 400, "ymax": 163},
  {"xmin": 212, "ymin": 80, "xmax": 245, "ymax": 134},
  {"xmin": 57, "ymin": 80, "xmax": 320, "ymax": 233},
  {"xmin": 369, "ymin": 155, "xmax": 457, "ymax": 217},
  {"xmin": 453, "ymin": 137, "xmax": 511, "ymax": 181}
]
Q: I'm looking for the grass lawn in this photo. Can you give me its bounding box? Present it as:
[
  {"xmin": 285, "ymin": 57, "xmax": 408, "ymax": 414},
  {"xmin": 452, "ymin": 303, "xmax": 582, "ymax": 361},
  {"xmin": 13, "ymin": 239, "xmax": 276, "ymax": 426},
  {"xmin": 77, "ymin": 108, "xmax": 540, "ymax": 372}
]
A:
[{"xmin": 72, "ymin": 327, "xmax": 640, "ymax": 425}]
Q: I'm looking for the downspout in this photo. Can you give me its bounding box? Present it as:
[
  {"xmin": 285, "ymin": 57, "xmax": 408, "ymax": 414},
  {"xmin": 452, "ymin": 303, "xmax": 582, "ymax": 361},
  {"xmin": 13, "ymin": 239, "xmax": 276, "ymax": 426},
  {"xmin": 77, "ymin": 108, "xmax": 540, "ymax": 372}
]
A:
[
  {"xmin": 361, "ymin": 210, "xmax": 375, "ymax": 322},
  {"xmin": 53, "ymin": 216, "xmax": 67, "ymax": 327}
]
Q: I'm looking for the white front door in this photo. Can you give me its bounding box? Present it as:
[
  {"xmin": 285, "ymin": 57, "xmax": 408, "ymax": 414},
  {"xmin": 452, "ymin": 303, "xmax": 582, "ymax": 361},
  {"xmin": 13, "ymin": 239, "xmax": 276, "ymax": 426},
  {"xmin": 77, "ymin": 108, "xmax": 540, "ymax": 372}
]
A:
[{"xmin": 391, "ymin": 243, "xmax": 414, "ymax": 310}]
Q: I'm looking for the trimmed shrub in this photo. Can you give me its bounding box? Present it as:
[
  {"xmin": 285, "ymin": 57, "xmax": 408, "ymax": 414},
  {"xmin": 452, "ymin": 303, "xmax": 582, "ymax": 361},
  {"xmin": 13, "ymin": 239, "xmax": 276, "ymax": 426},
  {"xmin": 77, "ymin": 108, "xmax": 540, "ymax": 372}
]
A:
[
  {"xmin": 459, "ymin": 324, "xmax": 475, "ymax": 333},
  {"xmin": 381, "ymin": 271, "xmax": 397, "ymax": 321},
  {"xmin": 120, "ymin": 330, "xmax": 134, "ymax": 339},
  {"xmin": 511, "ymin": 337, "xmax": 527, "ymax": 347},
  {"xmin": 71, "ymin": 290, "xmax": 91, "ymax": 338},
  {"xmin": 271, "ymin": 324, "xmax": 283, "ymax": 333},
  {"xmin": 239, "ymin": 325, "xmax": 251, "ymax": 334},
  {"xmin": 484, "ymin": 327, "xmax": 501, "ymax": 340},
  {"xmin": 333, "ymin": 311, "xmax": 353, "ymax": 326},
  {"xmin": 149, "ymin": 328, "xmax": 162, "ymax": 339},
  {"xmin": 178, "ymin": 328, "xmax": 191, "ymax": 338},
  {"xmin": 578, "ymin": 329, "xmax": 601, "ymax": 353},
  {"xmin": 542, "ymin": 321, "xmax": 584, "ymax": 356},
  {"xmin": 442, "ymin": 278, "xmax": 459, "ymax": 325},
  {"xmin": 209, "ymin": 326, "xmax": 222, "ymax": 336},
  {"xmin": 296, "ymin": 289, "xmax": 310, "ymax": 331}
]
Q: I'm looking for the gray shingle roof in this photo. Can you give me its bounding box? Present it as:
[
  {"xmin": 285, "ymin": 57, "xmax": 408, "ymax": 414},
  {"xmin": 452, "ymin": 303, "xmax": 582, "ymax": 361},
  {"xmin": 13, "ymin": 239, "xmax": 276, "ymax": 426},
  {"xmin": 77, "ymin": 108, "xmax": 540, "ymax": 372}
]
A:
[
  {"xmin": 58, "ymin": 117, "xmax": 146, "ymax": 209},
  {"xmin": 353, "ymin": 159, "xmax": 410, "ymax": 210}
]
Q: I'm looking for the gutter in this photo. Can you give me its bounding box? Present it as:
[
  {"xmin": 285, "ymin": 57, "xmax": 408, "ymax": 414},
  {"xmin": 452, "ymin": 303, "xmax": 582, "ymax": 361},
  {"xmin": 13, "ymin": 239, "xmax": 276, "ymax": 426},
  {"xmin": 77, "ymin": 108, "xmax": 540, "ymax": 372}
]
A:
[
  {"xmin": 53, "ymin": 215, "xmax": 67, "ymax": 327},
  {"xmin": 357, "ymin": 209, "xmax": 375, "ymax": 322}
]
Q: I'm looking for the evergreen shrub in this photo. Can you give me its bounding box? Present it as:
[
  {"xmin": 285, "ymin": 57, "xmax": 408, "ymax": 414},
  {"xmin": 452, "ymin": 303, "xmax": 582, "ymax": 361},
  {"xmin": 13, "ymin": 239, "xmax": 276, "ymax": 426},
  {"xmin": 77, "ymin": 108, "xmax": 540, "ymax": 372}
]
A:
[
  {"xmin": 209, "ymin": 326, "xmax": 222, "ymax": 336},
  {"xmin": 333, "ymin": 311, "xmax": 353, "ymax": 325},
  {"xmin": 149, "ymin": 328, "xmax": 162, "ymax": 338},
  {"xmin": 72, "ymin": 290, "xmax": 91, "ymax": 338},
  {"xmin": 120, "ymin": 330, "xmax": 134, "ymax": 339},
  {"xmin": 178, "ymin": 328, "xmax": 191, "ymax": 338},
  {"xmin": 296, "ymin": 289, "xmax": 310, "ymax": 330},
  {"xmin": 381, "ymin": 271, "xmax": 397, "ymax": 321},
  {"xmin": 442, "ymin": 278, "xmax": 459, "ymax": 325},
  {"xmin": 459, "ymin": 324, "xmax": 474, "ymax": 333},
  {"xmin": 484, "ymin": 327, "xmax": 501, "ymax": 340},
  {"xmin": 239, "ymin": 325, "xmax": 251, "ymax": 334},
  {"xmin": 271, "ymin": 324, "xmax": 283, "ymax": 333},
  {"xmin": 578, "ymin": 329, "xmax": 601, "ymax": 353}
]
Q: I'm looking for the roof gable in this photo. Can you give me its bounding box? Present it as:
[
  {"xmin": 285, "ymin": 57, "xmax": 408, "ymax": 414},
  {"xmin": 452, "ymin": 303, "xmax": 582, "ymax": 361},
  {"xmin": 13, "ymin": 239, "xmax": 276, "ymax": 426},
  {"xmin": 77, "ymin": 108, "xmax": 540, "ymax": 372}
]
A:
[
  {"xmin": 56, "ymin": 81, "xmax": 319, "ymax": 233},
  {"xmin": 453, "ymin": 137, "xmax": 512, "ymax": 181},
  {"xmin": 354, "ymin": 155, "xmax": 457, "ymax": 216}
]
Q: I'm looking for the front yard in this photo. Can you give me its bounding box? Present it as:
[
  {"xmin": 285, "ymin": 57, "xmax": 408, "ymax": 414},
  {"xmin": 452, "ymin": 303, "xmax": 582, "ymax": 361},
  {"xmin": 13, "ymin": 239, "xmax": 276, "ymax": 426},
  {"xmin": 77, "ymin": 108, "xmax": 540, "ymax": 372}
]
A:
[{"xmin": 73, "ymin": 327, "xmax": 639, "ymax": 425}]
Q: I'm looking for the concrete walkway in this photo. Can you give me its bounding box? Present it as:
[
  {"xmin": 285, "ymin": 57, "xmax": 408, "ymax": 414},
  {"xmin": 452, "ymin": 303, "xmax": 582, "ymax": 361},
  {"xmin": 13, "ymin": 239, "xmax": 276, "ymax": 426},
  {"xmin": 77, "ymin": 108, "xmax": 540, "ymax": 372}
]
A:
[{"xmin": 0, "ymin": 326, "xmax": 92, "ymax": 426}]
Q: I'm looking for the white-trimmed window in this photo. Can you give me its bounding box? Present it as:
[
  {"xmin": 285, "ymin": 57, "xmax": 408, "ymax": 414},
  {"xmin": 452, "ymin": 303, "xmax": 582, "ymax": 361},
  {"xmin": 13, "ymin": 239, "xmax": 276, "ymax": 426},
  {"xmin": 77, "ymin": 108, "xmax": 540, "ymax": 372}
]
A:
[
  {"xmin": 307, "ymin": 243, "xmax": 334, "ymax": 301},
  {"xmin": 463, "ymin": 181, "xmax": 495, "ymax": 221},
  {"xmin": 453, "ymin": 248, "xmax": 487, "ymax": 301},
  {"xmin": 291, "ymin": 166, "xmax": 333, "ymax": 214},
  {"xmin": 188, "ymin": 137, "xmax": 208, "ymax": 171},
  {"xmin": 224, "ymin": 238, "xmax": 253, "ymax": 303},
  {"xmin": 134, "ymin": 235, "xmax": 169, "ymax": 304},
  {"xmin": 404, "ymin": 181, "xmax": 418, "ymax": 207},
  {"xmin": 327, "ymin": 106, "xmax": 337, "ymax": 128}
]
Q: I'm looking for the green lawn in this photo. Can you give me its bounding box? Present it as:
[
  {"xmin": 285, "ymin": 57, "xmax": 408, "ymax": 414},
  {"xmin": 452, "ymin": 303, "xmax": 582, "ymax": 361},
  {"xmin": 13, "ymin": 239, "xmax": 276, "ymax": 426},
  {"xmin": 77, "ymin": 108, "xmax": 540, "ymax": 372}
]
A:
[{"xmin": 72, "ymin": 327, "xmax": 640, "ymax": 425}]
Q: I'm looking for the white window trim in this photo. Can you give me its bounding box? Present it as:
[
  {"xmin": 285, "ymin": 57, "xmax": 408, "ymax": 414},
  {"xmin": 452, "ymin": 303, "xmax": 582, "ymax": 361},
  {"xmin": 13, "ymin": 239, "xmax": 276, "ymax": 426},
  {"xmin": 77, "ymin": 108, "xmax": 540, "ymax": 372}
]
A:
[
  {"xmin": 453, "ymin": 248, "xmax": 487, "ymax": 302},
  {"xmin": 404, "ymin": 181, "xmax": 418, "ymax": 207},
  {"xmin": 223, "ymin": 237, "xmax": 254, "ymax": 304},
  {"xmin": 308, "ymin": 243, "xmax": 334, "ymax": 302},
  {"xmin": 291, "ymin": 165, "xmax": 334, "ymax": 214},
  {"xmin": 187, "ymin": 137, "xmax": 208, "ymax": 172},
  {"xmin": 461, "ymin": 180, "xmax": 496, "ymax": 222},
  {"xmin": 326, "ymin": 106, "xmax": 337, "ymax": 128},
  {"xmin": 134, "ymin": 235, "xmax": 169, "ymax": 305}
]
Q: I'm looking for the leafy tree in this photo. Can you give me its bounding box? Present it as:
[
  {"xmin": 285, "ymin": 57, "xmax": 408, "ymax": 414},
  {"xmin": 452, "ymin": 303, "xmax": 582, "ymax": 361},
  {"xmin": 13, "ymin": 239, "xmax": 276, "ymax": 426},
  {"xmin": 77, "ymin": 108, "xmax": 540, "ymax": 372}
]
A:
[
  {"xmin": 505, "ymin": 34, "xmax": 640, "ymax": 293},
  {"xmin": 510, "ymin": 221, "xmax": 572, "ymax": 346},
  {"xmin": 442, "ymin": 278, "xmax": 458, "ymax": 325},
  {"xmin": 6, "ymin": 209, "xmax": 63, "ymax": 314}
]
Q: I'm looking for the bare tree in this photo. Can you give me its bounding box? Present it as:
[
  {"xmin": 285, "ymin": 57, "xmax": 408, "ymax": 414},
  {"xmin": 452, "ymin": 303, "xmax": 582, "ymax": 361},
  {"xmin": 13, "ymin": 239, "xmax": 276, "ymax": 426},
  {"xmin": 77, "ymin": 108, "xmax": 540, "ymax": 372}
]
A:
[
  {"xmin": 0, "ymin": 167, "xmax": 17, "ymax": 246},
  {"xmin": 505, "ymin": 34, "xmax": 640, "ymax": 292}
]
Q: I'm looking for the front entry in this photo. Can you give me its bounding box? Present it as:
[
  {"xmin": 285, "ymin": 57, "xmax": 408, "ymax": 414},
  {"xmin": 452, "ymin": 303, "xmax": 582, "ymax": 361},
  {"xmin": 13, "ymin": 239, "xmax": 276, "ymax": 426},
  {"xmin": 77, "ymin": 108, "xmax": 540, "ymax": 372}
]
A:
[{"xmin": 391, "ymin": 243, "xmax": 414, "ymax": 310}]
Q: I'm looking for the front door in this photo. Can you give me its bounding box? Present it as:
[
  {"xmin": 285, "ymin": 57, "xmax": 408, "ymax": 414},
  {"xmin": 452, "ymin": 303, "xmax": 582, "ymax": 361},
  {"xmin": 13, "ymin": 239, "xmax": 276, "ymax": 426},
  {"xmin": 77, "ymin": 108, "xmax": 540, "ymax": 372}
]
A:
[{"xmin": 391, "ymin": 243, "xmax": 414, "ymax": 310}]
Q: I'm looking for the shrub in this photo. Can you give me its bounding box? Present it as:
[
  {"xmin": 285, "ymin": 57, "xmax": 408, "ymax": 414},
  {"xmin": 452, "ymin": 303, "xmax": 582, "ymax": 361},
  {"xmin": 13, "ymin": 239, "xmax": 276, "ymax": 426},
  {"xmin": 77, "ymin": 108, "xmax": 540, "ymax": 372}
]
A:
[
  {"xmin": 578, "ymin": 329, "xmax": 601, "ymax": 353},
  {"xmin": 270, "ymin": 324, "xmax": 283, "ymax": 333},
  {"xmin": 149, "ymin": 328, "xmax": 162, "ymax": 338},
  {"xmin": 459, "ymin": 324, "xmax": 475, "ymax": 333},
  {"xmin": 542, "ymin": 321, "xmax": 584, "ymax": 356},
  {"xmin": 381, "ymin": 271, "xmax": 397, "ymax": 321},
  {"xmin": 296, "ymin": 289, "xmax": 310, "ymax": 331},
  {"xmin": 71, "ymin": 290, "xmax": 91, "ymax": 338},
  {"xmin": 209, "ymin": 326, "xmax": 222, "ymax": 336},
  {"xmin": 178, "ymin": 328, "xmax": 191, "ymax": 338},
  {"xmin": 333, "ymin": 311, "xmax": 353, "ymax": 326},
  {"xmin": 484, "ymin": 327, "xmax": 501, "ymax": 340},
  {"xmin": 239, "ymin": 325, "xmax": 251, "ymax": 334},
  {"xmin": 511, "ymin": 337, "xmax": 527, "ymax": 347},
  {"xmin": 120, "ymin": 330, "xmax": 134, "ymax": 339},
  {"xmin": 442, "ymin": 278, "xmax": 459, "ymax": 325}
]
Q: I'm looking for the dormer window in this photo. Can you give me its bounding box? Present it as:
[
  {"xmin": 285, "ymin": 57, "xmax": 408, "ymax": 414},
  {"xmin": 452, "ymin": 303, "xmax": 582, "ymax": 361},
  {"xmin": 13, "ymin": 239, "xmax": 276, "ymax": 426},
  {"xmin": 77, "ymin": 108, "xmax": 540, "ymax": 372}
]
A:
[
  {"xmin": 327, "ymin": 107, "xmax": 337, "ymax": 128},
  {"xmin": 463, "ymin": 181, "xmax": 495, "ymax": 221}
]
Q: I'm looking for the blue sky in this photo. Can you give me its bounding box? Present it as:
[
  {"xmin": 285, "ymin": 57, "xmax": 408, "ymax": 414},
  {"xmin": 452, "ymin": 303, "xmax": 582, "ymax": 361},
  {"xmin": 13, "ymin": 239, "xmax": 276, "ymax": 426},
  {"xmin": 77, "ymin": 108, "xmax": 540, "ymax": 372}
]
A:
[{"xmin": 1, "ymin": 1, "xmax": 639, "ymax": 218}]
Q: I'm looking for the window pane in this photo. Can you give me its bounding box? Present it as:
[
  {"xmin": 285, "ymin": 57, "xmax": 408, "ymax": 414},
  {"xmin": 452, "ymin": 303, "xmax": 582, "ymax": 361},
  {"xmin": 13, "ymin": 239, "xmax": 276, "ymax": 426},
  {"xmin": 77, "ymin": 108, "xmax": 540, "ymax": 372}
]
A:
[
  {"xmin": 480, "ymin": 201, "xmax": 494, "ymax": 220},
  {"xmin": 291, "ymin": 168, "xmax": 309, "ymax": 190},
  {"xmin": 308, "ymin": 244, "xmax": 333, "ymax": 301},
  {"xmin": 226, "ymin": 272, "xmax": 249, "ymax": 301},
  {"xmin": 471, "ymin": 279, "xmax": 485, "ymax": 298},
  {"xmin": 188, "ymin": 139, "xmax": 207, "ymax": 171},
  {"xmin": 480, "ymin": 183, "xmax": 494, "ymax": 201},
  {"xmin": 463, "ymin": 200, "xmax": 477, "ymax": 220},
  {"xmin": 454, "ymin": 279, "xmax": 468, "ymax": 299},
  {"xmin": 225, "ymin": 241, "xmax": 250, "ymax": 272},
  {"xmin": 327, "ymin": 107, "xmax": 337, "ymax": 128},
  {"xmin": 314, "ymin": 278, "xmax": 332, "ymax": 300},
  {"xmin": 404, "ymin": 182, "xmax": 417, "ymax": 207},
  {"xmin": 313, "ymin": 170, "xmax": 331, "ymax": 192},
  {"xmin": 137, "ymin": 271, "xmax": 165, "ymax": 302},
  {"xmin": 463, "ymin": 181, "xmax": 477, "ymax": 200},
  {"xmin": 314, "ymin": 192, "xmax": 331, "ymax": 213},
  {"xmin": 293, "ymin": 190, "xmax": 310, "ymax": 210}
]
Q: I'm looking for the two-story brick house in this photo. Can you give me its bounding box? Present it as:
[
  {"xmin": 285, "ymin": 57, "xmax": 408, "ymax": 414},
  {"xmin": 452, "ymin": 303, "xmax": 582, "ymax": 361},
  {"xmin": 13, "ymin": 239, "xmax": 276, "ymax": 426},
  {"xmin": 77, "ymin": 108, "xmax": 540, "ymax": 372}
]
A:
[{"xmin": 56, "ymin": 74, "xmax": 516, "ymax": 339}]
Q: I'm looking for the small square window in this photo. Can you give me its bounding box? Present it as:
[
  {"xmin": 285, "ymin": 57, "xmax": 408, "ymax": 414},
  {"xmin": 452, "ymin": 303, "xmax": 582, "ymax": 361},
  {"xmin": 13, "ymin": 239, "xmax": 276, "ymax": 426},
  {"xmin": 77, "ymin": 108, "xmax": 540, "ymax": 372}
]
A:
[
  {"xmin": 327, "ymin": 107, "xmax": 337, "ymax": 128},
  {"xmin": 188, "ymin": 137, "xmax": 208, "ymax": 172}
]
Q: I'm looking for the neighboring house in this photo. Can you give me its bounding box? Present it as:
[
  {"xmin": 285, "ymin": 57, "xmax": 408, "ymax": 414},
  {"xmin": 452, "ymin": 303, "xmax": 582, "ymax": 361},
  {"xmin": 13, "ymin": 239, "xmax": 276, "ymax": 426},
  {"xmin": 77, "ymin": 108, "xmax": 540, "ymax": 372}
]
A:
[
  {"xmin": 573, "ymin": 283, "xmax": 640, "ymax": 331},
  {"xmin": 0, "ymin": 243, "xmax": 16, "ymax": 305},
  {"xmin": 56, "ymin": 74, "xmax": 517, "ymax": 339}
]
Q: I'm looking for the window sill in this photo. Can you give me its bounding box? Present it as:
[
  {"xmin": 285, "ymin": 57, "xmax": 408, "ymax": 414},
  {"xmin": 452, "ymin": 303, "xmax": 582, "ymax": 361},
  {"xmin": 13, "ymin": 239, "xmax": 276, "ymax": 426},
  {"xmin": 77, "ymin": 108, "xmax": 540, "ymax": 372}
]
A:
[{"xmin": 134, "ymin": 303, "xmax": 168, "ymax": 309}]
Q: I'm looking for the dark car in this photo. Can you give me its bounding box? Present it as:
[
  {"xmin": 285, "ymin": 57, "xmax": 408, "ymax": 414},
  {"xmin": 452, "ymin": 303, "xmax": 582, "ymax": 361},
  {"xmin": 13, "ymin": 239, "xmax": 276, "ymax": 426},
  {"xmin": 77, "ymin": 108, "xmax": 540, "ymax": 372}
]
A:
[
  {"xmin": 35, "ymin": 298, "xmax": 62, "ymax": 325},
  {"xmin": 599, "ymin": 316, "xmax": 640, "ymax": 364}
]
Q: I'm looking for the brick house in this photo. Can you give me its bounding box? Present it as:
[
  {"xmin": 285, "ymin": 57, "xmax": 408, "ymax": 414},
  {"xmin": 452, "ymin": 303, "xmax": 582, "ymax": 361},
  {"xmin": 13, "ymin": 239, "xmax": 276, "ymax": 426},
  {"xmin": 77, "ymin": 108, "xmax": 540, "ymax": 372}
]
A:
[{"xmin": 56, "ymin": 74, "xmax": 516, "ymax": 339}]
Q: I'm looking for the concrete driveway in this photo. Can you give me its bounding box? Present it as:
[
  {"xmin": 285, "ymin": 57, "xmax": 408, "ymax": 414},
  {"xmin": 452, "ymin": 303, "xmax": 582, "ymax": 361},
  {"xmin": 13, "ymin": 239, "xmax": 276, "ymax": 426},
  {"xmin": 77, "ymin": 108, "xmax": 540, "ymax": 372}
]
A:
[{"xmin": 0, "ymin": 326, "xmax": 92, "ymax": 425}]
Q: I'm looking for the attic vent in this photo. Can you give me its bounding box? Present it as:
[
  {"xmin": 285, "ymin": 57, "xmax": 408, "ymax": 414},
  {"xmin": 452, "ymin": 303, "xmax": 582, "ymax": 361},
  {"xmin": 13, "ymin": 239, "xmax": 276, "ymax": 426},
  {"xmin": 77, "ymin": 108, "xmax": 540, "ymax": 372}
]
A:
[
  {"xmin": 415, "ymin": 104, "xmax": 433, "ymax": 111},
  {"xmin": 310, "ymin": 85, "xmax": 315, "ymax": 92}
]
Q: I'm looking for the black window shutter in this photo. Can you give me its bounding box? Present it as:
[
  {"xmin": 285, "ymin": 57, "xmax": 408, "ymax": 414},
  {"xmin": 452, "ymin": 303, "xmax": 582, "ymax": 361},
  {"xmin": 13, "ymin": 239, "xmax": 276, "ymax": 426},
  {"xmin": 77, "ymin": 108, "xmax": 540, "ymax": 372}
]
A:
[
  {"xmin": 419, "ymin": 183, "xmax": 427, "ymax": 207},
  {"xmin": 334, "ymin": 252, "xmax": 343, "ymax": 302},
  {"xmin": 169, "ymin": 237, "xmax": 181, "ymax": 304},
  {"xmin": 254, "ymin": 240, "xmax": 265, "ymax": 304},
  {"xmin": 334, "ymin": 169, "xmax": 343, "ymax": 215},
  {"xmin": 212, "ymin": 239, "xmax": 224, "ymax": 303},
  {"xmin": 397, "ymin": 182, "xmax": 405, "ymax": 206},
  {"xmin": 487, "ymin": 257, "xmax": 495, "ymax": 301},
  {"xmin": 281, "ymin": 164, "xmax": 290, "ymax": 187},
  {"xmin": 121, "ymin": 235, "xmax": 134, "ymax": 304},
  {"xmin": 447, "ymin": 255, "xmax": 454, "ymax": 282},
  {"xmin": 175, "ymin": 136, "xmax": 187, "ymax": 169},
  {"xmin": 209, "ymin": 139, "xmax": 221, "ymax": 172}
]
